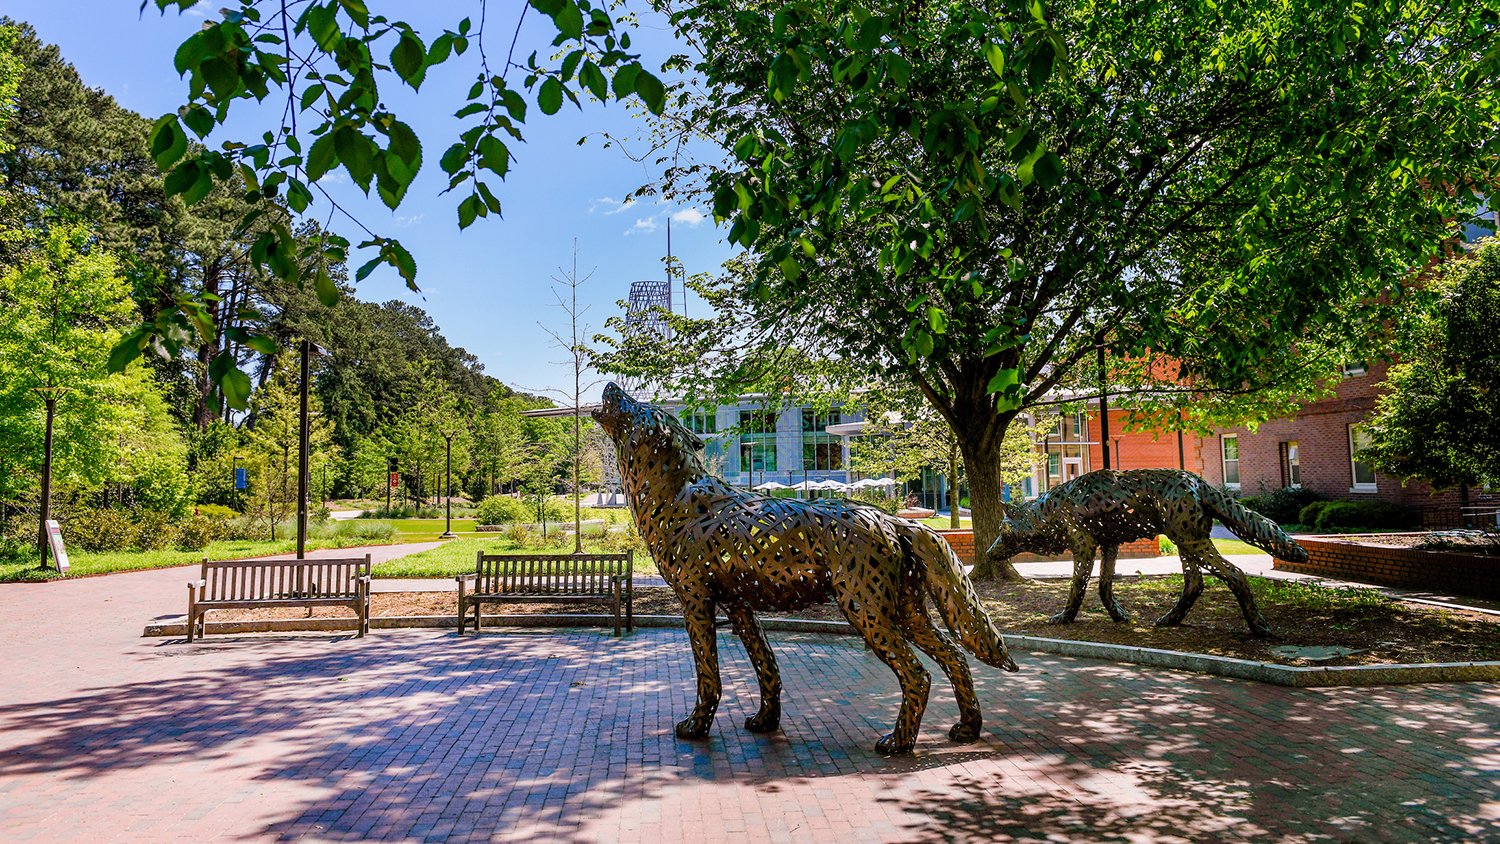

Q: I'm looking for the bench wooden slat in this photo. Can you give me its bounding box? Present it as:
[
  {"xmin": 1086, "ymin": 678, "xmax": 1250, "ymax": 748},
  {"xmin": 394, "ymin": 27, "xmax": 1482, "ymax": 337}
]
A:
[
  {"xmin": 186, "ymin": 555, "xmax": 371, "ymax": 642},
  {"xmin": 457, "ymin": 551, "xmax": 633, "ymax": 635}
]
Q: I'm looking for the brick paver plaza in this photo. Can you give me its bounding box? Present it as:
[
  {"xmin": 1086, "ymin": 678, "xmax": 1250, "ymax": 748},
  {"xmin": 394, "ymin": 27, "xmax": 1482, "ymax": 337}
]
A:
[{"xmin": 2, "ymin": 565, "xmax": 1498, "ymax": 843}]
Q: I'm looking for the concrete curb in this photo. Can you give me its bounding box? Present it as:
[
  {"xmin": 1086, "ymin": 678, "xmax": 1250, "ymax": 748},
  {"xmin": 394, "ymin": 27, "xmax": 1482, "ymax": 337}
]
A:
[{"xmin": 143, "ymin": 614, "xmax": 1500, "ymax": 688}]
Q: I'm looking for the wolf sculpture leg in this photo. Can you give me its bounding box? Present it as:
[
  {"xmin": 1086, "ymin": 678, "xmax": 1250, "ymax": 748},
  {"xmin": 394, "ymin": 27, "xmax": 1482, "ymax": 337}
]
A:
[
  {"xmin": 898, "ymin": 597, "xmax": 982, "ymax": 743},
  {"xmin": 836, "ymin": 575, "xmax": 930, "ymax": 754},
  {"xmin": 1096, "ymin": 544, "xmax": 1131, "ymax": 623},
  {"xmin": 676, "ymin": 585, "xmax": 722, "ymax": 739},
  {"xmin": 726, "ymin": 604, "xmax": 782, "ymax": 733},
  {"xmin": 1051, "ymin": 538, "xmax": 1098, "ymax": 623},
  {"xmin": 1184, "ymin": 538, "xmax": 1274, "ymax": 637},
  {"xmin": 1156, "ymin": 552, "xmax": 1205, "ymax": 628}
]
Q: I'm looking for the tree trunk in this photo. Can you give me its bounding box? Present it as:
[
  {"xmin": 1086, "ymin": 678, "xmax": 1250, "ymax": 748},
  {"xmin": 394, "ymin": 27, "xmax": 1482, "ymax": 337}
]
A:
[
  {"xmin": 947, "ymin": 440, "xmax": 960, "ymax": 530},
  {"xmin": 961, "ymin": 438, "xmax": 1026, "ymax": 580}
]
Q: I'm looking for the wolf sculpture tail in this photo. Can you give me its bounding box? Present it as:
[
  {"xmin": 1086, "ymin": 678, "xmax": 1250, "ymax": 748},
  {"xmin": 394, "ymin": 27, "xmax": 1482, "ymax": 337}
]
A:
[
  {"xmin": 907, "ymin": 526, "xmax": 1019, "ymax": 672},
  {"xmin": 1201, "ymin": 483, "xmax": 1311, "ymax": 564}
]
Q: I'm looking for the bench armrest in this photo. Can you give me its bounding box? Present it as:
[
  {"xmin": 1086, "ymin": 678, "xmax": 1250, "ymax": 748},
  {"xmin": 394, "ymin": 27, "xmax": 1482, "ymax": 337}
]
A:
[
  {"xmin": 456, "ymin": 573, "xmax": 478, "ymax": 584},
  {"xmin": 188, "ymin": 579, "xmax": 207, "ymax": 590}
]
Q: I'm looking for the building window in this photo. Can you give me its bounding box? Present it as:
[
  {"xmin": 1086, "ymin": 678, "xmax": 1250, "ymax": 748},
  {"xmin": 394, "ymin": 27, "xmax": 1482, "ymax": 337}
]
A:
[
  {"xmin": 1072, "ymin": 412, "xmax": 1086, "ymax": 438},
  {"xmin": 1461, "ymin": 194, "xmax": 1497, "ymax": 247},
  {"xmin": 800, "ymin": 409, "xmax": 843, "ymax": 471},
  {"xmin": 1221, "ymin": 435, "xmax": 1240, "ymax": 488},
  {"xmin": 679, "ymin": 409, "xmax": 716, "ymax": 435},
  {"xmin": 1349, "ymin": 424, "xmax": 1377, "ymax": 491},
  {"xmin": 1280, "ymin": 441, "xmax": 1301, "ymax": 488},
  {"xmin": 1047, "ymin": 452, "xmax": 1060, "ymax": 477},
  {"xmin": 1342, "ymin": 362, "xmax": 1368, "ymax": 377},
  {"xmin": 738, "ymin": 409, "xmax": 778, "ymax": 474}
]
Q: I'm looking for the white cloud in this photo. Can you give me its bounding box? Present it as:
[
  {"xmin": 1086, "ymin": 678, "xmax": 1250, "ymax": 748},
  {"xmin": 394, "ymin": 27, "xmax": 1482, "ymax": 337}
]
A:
[
  {"xmin": 316, "ymin": 171, "xmax": 349, "ymax": 185},
  {"xmin": 671, "ymin": 207, "xmax": 707, "ymax": 226},
  {"xmin": 590, "ymin": 197, "xmax": 636, "ymax": 215},
  {"xmin": 393, "ymin": 214, "xmax": 424, "ymax": 228},
  {"xmin": 626, "ymin": 218, "xmax": 659, "ymax": 235}
]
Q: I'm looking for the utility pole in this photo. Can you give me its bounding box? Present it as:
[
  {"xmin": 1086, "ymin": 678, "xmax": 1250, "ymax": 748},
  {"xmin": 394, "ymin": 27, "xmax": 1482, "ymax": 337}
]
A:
[{"xmin": 1098, "ymin": 345, "xmax": 1111, "ymax": 471}]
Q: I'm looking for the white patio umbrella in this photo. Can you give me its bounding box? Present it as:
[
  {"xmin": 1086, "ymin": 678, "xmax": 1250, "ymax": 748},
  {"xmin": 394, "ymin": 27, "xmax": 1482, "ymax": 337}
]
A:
[
  {"xmin": 754, "ymin": 480, "xmax": 789, "ymax": 491},
  {"xmin": 854, "ymin": 477, "xmax": 898, "ymax": 488}
]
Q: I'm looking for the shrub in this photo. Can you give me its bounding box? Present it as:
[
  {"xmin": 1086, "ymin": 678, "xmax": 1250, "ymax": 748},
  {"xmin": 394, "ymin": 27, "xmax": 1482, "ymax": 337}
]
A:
[
  {"xmin": 1313, "ymin": 500, "xmax": 1419, "ymax": 531},
  {"xmin": 133, "ymin": 510, "xmax": 175, "ymax": 550},
  {"xmin": 1298, "ymin": 500, "xmax": 1334, "ymax": 526},
  {"xmin": 476, "ymin": 495, "xmax": 527, "ymax": 525},
  {"xmin": 1158, "ymin": 535, "xmax": 1178, "ymax": 556},
  {"xmin": 1240, "ymin": 487, "xmax": 1323, "ymax": 525},
  {"xmin": 175, "ymin": 514, "xmax": 222, "ymax": 551},
  {"xmin": 545, "ymin": 528, "xmax": 570, "ymax": 548},
  {"xmin": 195, "ymin": 503, "xmax": 239, "ymax": 520},
  {"xmin": 331, "ymin": 520, "xmax": 397, "ymax": 543},
  {"xmin": 60, "ymin": 508, "xmax": 137, "ymax": 552},
  {"xmin": 0, "ymin": 536, "xmax": 32, "ymax": 564},
  {"xmin": 506, "ymin": 523, "xmax": 531, "ymax": 545}
]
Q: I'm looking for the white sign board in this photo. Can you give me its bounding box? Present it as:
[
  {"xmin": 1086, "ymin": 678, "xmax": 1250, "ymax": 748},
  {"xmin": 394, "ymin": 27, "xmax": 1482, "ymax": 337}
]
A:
[{"xmin": 44, "ymin": 519, "xmax": 69, "ymax": 574}]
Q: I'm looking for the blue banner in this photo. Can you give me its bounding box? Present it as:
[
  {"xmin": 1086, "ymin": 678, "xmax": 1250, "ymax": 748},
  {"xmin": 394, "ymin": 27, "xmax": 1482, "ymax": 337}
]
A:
[{"xmin": 234, "ymin": 467, "xmax": 248, "ymax": 490}]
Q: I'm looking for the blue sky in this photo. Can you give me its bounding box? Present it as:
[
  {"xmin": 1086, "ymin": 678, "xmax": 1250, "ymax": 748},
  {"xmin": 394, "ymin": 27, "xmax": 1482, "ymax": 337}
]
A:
[{"xmin": 6, "ymin": 1, "xmax": 737, "ymax": 402}]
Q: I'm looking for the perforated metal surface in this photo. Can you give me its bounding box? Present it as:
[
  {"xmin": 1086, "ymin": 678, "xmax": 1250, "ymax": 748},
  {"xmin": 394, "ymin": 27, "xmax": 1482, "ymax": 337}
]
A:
[
  {"xmin": 986, "ymin": 468, "xmax": 1310, "ymax": 637},
  {"xmin": 594, "ymin": 383, "xmax": 1016, "ymax": 753}
]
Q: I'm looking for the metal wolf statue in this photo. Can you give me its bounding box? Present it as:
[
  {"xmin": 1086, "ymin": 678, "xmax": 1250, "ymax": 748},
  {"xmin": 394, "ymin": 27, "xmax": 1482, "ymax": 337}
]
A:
[
  {"xmin": 986, "ymin": 468, "xmax": 1309, "ymax": 637},
  {"xmin": 593, "ymin": 383, "xmax": 1017, "ymax": 754}
]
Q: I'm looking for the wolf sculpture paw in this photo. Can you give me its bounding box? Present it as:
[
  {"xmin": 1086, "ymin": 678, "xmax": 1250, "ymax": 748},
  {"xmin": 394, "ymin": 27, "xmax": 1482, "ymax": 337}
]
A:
[
  {"xmin": 875, "ymin": 733, "xmax": 916, "ymax": 755},
  {"xmin": 675, "ymin": 718, "xmax": 712, "ymax": 739},
  {"xmin": 948, "ymin": 721, "xmax": 981, "ymax": 743},
  {"xmin": 744, "ymin": 711, "xmax": 780, "ymax": 733}
]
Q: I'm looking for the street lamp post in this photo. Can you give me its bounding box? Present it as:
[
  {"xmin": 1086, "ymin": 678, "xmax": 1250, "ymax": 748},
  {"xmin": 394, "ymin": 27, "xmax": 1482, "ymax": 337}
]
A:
[
  {"xmin": 32, "ymin": 385, "xmax": 70, "ymax": 564},
  {"xmin": 296, "ymin": 339, "xmax": 328, "ymax": 560},
  {"xmin": 439, "ymin": 431, "xmax": 456, "ymax": 539},
  {"xmin": 233, "ymin": 455, "xmax": 245, "ymax": 513}
]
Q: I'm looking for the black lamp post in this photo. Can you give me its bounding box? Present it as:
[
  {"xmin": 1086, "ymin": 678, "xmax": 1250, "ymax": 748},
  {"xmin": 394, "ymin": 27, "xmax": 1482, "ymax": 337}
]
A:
[
  {"xmin": 32, "ymin": 384, "xmax": 70, "ymax": 564},
  {"xmin": 439, "ymin": 431, "xmax": 456, "ymax": 539},
  {"xmin": 233, "ymin": 455, "xmax": 244, "ymax": 512},
  {"xmin": 296, "ymin": 339, "xmax": 328, "ymax": 560}
]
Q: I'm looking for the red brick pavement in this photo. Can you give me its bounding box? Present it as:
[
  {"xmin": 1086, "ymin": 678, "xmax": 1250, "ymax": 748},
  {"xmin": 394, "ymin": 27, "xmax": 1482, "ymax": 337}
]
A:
[{"xmin": 2, "ymin": 567, "xmax": 1499, "ymax": 843}]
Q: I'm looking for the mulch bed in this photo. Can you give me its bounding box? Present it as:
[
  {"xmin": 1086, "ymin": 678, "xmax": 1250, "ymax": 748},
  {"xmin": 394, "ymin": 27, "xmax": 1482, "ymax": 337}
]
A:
[{"xmin": 205, "ymin": 574, "xmax": 1500, "ymax": 668}]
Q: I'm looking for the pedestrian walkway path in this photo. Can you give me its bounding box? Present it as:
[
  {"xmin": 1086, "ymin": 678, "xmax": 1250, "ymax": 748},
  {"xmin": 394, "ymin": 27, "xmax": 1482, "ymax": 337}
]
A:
[{"xmin": 2, "ymin": 564, "xmax": 1497, "ymax": 843}]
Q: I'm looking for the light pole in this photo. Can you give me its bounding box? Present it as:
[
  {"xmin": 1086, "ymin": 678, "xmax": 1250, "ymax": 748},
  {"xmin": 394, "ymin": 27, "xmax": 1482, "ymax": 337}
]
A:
[
  {"xmin": 233, "ymin": 455, "xmax": 245, "ymax": 513},
  {"xmin": 32, "ymin": 385, "xmax": 70, "ymax": 564},
  {"xmin": 296, "ymin": 339, "xmax": 328, "ymax": 560},
  {"xmin": 439, "ymin": 431, "xmax": 456, "ymax": 539}
]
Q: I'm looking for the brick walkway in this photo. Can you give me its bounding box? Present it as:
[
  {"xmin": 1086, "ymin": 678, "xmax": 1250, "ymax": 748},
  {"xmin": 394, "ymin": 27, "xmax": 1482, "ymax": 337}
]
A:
[{"xmin": 2, "ymin": 567, "xmax": 1498, "ymax": 843}]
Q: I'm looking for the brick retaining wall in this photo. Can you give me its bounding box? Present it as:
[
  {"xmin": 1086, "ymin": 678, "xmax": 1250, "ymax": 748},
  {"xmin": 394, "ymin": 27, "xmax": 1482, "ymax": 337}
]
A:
[
  {"xmin": 935, "ymin": 529, "xmax": 1160, "ymax": 566},
  {"xmin": 1274, "ymin": 536, "xmax": 1500, "ymax": 598}
]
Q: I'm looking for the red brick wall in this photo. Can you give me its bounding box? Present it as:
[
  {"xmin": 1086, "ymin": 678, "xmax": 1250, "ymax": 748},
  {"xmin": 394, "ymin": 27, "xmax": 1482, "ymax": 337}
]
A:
[
  {"xmin": 1274, "ymin": 536, "xmax": 1500, "ymax": 598},
  {"xmin": 936, "ymin": 529, "xmax": 1160, "ymax": 565},
  {"xmin": 1204, "ymin": 362, "xmax": 1464, "ymax": 507}
]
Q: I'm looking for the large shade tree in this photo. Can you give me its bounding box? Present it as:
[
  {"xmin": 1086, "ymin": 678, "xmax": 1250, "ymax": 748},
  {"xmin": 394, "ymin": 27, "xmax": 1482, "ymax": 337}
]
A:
[{"xmin": 604, "ymin": 0, "xmax": 1500, "ymax": 573}]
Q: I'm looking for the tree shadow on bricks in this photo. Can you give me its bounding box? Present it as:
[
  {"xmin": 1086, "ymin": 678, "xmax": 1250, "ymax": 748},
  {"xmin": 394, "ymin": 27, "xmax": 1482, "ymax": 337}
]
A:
[{"xmin": 1, "ymin": 629, "xmax": 1497, "ymax": 843}]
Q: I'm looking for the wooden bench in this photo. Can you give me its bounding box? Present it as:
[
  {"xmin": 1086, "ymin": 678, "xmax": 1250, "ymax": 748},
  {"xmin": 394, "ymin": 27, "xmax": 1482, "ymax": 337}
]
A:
[
  {"xmin": 456, "ymin": 551, "xmax": 634, "ymax": 635},
  {"xmin": 186, "ymin": 555, "xmax": 373, "ymax": 642}
]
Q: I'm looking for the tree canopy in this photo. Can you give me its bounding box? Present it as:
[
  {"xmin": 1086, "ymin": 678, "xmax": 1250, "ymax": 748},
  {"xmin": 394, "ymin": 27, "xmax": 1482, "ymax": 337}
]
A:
[
  {"xmin": 600, "ymin": 0, "xmax": 1500, "ymax": 563},
  {"xmin": 1362, "ymin": 238, "xmax": 1500, "ymax": 490}
]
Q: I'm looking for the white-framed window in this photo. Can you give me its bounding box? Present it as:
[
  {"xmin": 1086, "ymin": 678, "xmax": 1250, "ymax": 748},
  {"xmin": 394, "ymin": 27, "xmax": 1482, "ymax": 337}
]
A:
[
  {"xmin": 1072, "ymin": 412, "xmax": 1086, "ymax": 438},
  {"xmin": 1349, "ymin": 424, "xmax": 1377, "ymax": 491},
  {"xmin": 1047, "ymin": 452, "xmax": 1060, "ymax": 477},
  {"xmin": 1342, "ymin": 362, "xmax": 1368, "ymax": 377},
  {"xmin": 1221, "ymin": 435, "xmax": 1240, "ymax": 488},
  {"xmin": 1461, "ymin": 194, "xmax": 1496, "ymax": 247},
  {"xmin": 1281, "ymin": 441, "xmax": 1301, "ymax": 488}
]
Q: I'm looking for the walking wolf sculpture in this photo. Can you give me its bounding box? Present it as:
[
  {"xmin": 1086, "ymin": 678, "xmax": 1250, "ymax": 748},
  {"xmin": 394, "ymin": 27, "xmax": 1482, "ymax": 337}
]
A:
[
  {"xmin": 593, "ymin": 383, "xmax": 1017, "ymax": 753},
  {"xmin": 986, "ymin": 468, "xmax": 1309, "ymax": 637}
]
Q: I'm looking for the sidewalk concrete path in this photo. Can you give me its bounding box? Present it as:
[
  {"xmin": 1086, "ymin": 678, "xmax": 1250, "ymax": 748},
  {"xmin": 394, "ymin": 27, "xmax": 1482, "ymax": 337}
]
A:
[{"xmin": 3, "ymin": 566, "xmax": 1499, "ymax": 843}]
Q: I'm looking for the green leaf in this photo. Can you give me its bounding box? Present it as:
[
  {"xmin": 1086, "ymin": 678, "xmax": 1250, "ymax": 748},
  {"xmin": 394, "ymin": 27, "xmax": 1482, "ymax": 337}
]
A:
[
  {"xmin": 611, "ymin": 63, "xmax": 639, "ymax": 100},
  {"xmin": 554, "ymin": 1, "xmax": 584, "ymax": 40},
  {"xmin": 440, "ymin": 142, "xmax": 468, "ymax": 175},
  {"xmin": 580, "ymin": 60, "xmax": 607, "ymax": 102},
  {"xmin": 314, "ymin": 267, "xmax": 338, "ymax": 306},
  {"xmin": 149, "ymin": 115, "xmax": 188, "ymax": 171},
  {"xmin": 985, "ymin": 43, "xmax": 1006, "ymax": 78},
  {"xmin": 538, "ymin": 77, "xmax": 564, "ymax": 114},
  {"xmin": 334, "ymin": 126, "xmax": 374, "ymax": 191},
  {"xmin": 108, "ymin": 330, "xmax": 146, "ymax": 374},
  {"xmin": 286, "ymin": 178, "xmax": 313, "ymax": 213},
  {"xmin": 180, "ymin": 106, "xmax": 214, "ymax": 138},
  {"xmin": 458, "ymin": 193, "xmax": 480, "ymax": 229},
  {"xmin": 386, "ymin": 120, "xmax": 422, "ymax": 170},
  {"xmin": 986, "ymin": 368, "xmax": 1019, "ymax": 394},
  {"xmin": 355, "ymin": 255, "xmax": 383, "ymax": 282},
  {"xmin": 634, "ymin": 70, "xmax": 665, "ymax": 115},
  {"xmin": 391, "ymin": 33, "xmax": 427, "ymax": 90},
  {"xmin": 928, "ymin": 306, "xmax": 947, "ymax": 334},
  {"xmin": 477, "ymin": 134, "xmax": 509, "ymax": 177},
  {"xmin": 306, "ymin": 132, "xmax": 338, "ymax": 182},
  {"xmin": 300, "ymin": 82, "xmax": 326, "ymax": 110}
]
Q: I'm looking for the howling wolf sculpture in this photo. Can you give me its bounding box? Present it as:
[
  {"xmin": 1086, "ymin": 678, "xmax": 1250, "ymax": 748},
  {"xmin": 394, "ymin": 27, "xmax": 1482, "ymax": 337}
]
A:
[
  {"xmin": 986, "ymin": 468, "xmax": 1309, "ymax": 637},
  {"xmin": 593, "ymin": 383, "xmax": 1017, "ymax": 754}
]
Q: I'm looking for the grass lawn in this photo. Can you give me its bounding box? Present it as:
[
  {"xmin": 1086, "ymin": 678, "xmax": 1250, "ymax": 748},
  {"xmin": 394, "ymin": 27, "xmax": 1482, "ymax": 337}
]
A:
[
  {"xmin": 375, "ymin": 536, "xmax": 652, "ymax": 579},
  {"xmin": 919, "ymin": 517, "xmax": 972, "ymax": 529},
  {"xmin": 1212, "ymin": 538, "xmax": 1269, "ymax": 555},
  {"xmin": 375, "ymin": 518, "xmax": 480, "ymax": 543},
  {"xmin": 0, "ymin": 535, "xmax": 395, "ymax": 583}
]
